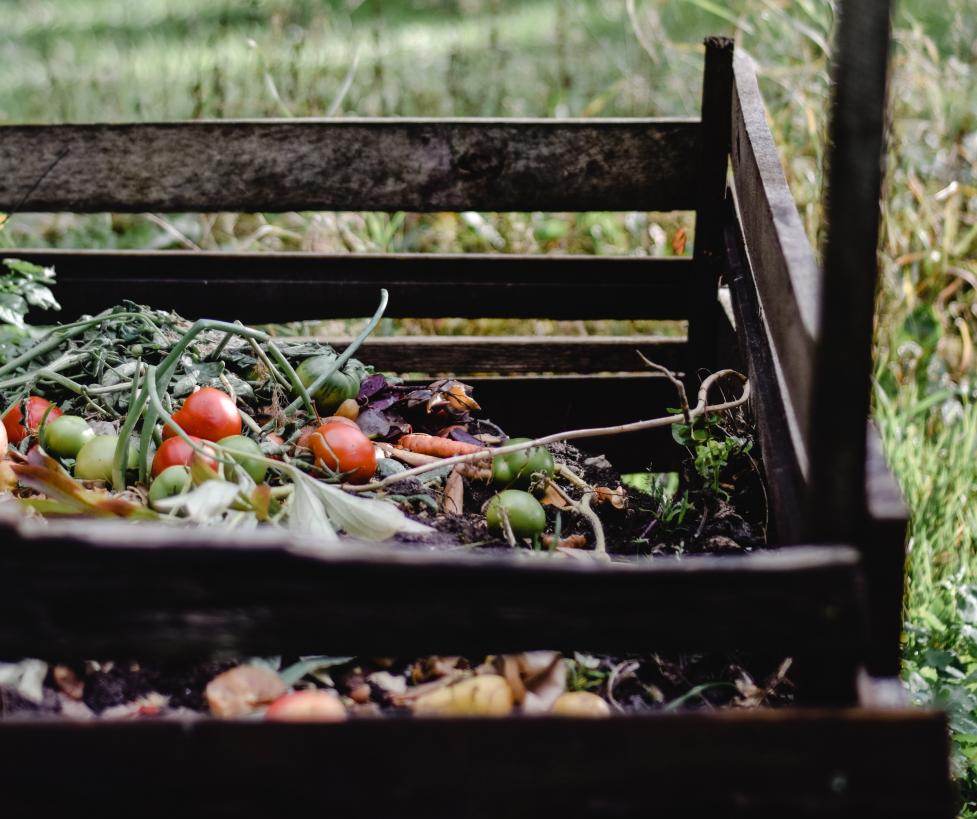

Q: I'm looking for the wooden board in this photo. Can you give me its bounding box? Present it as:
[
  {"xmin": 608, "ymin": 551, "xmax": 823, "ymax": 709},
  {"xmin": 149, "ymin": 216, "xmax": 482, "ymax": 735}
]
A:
[
  {"xmin": 0, "ymin": 119, "xmax": 699, "ymax": 213},
  {"xmin": 808, "ymin": 1, "xmax": 893, "ymax": 544},
  {"xmin": 328, "ymin": 335, "xmax": 687, "ymax": 375},
  {"xmin": 687, "ymin": 37, "xmax": 734, "ymax": 383},
  {"xmin": 0, "ymin": 709, "xmax": 952, "ymax": 818},
  {"xmin": 0, "ymin": 526, "xmax": 862, "ymax": 703},
  {"xmin": 730, "ymin": 52, "xmax": 821, "ymax": 461},
  {"xmin": 12, "ymin": 249, "xmax": 693, "ymax": 322},
  {"xmin": 860, "ymin": 423, "xmax": 908, "ymax": 677},
  {"xmin": 723, "ymin": 201, "xmax": 808, "ymax": 543}
]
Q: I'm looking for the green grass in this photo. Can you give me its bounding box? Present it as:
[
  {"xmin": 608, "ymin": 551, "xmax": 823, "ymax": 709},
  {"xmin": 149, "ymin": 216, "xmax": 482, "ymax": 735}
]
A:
[{"xmin": 2, "ymin": 0, "xmax": 977, "ymax": 809}]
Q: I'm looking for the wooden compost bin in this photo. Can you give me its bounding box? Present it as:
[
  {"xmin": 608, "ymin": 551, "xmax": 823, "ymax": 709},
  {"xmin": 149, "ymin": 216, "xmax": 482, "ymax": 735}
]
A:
[{"xmin": 0, "ymin": 7, "xmax": 955, "ymax": 818}]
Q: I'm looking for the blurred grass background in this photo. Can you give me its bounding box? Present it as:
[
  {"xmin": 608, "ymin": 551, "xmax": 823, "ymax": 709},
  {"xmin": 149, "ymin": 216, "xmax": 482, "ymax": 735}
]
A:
[{"xmin": 2, "ymin": 0, "xmax": 977, "ymax": 808}]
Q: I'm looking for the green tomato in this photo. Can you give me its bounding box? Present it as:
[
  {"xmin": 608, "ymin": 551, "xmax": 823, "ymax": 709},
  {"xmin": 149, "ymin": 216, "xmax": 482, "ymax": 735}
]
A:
[
  {"xmin": 491, "ymin": 438, "xmax": 555, "ymax": 493},
  {"xmin": 295, "ymin": 356, "xmax": 361, "ymax": 414},
  {"xmin": 75, "ymin": 434, "xmax": 137, "ymax": 482},
  {"xmin": 42, "ymin": 415, "xmax": 95, "ymax": 458},
  {"xmin": 148, "ymin": 465, "xmax": 192, "ymax": 508},
  {"xmin": 485, "ymin": 490, "xmax": 547, "ymax": 539},
  {"xmin": 217, "ymin": 435, "xmax": 267, "ymax": 483}
]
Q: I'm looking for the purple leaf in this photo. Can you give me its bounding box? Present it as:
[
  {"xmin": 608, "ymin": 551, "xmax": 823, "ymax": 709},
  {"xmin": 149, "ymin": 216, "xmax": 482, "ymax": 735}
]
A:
[
  {"xmin": 356, "ymin": 408, "xmax": 391, "ymax": 438},
  {"xmin": 357, "ymin": 374, "xmax": 388, "ymax": 401}
]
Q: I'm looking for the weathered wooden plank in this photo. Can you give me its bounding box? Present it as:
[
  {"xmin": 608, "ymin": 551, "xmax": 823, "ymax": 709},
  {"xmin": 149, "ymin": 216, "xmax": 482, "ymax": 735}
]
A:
[
  {"xmin": 723, "ymin": 202, "xmax": 809, "ymax": 542},
  {"xmin": 0, "ymin": 710, "xmax": 952, "ymax": 818},
  {"xmin": 809, "ymin": 0, "xmax": 893, "ymax": 542},
  {"xmin": 687, "ymin": 36, "xmax": 734, "ymax": 386},
  {"xmin": 326, "ymin": 335, "xmax": 686, "ymax": 375},
  {"xmin": 730, "ymin": 52, "xmax": 821, "ymax": 464},
  {"xmin": 0, "ymin": 526, "xmax": 862, "ymax": 699},
  {"xmin": 0, "ymin": 119, "xmax": 700, "ymax": 213},
  {"xmin": 11, "ymin": 250, "xmax": 693, "ymax": 322},
  {"xmin": 860, "ymin": 423, "xmax": 908, "ymax": 677}
]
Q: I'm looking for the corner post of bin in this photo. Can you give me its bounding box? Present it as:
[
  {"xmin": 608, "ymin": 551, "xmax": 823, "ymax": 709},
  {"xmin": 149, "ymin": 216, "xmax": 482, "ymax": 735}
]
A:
[
  {"xmin": 809, "ymin": 0, "xmax": 900, "ymax": 674},
  {"xmin": 687, "ymin": 36, "xmax": 734, "ymax": 392}
]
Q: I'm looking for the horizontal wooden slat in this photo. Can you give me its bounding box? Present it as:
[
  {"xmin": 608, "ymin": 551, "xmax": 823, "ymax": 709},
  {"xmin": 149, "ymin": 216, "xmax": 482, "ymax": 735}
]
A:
[
  {"xmin": 0, "ymin": 522, "xmax": 862, "ymax": 700},
  {"xmin": 730, "ymin": 53, "xmax": 820, "ymax": 463},
  {"xmin": 11, "ymin": 250, "xmax": 693, "ymax": 321},
  {"xmin": 0, "ymin": 118, "xmax": 700, "ymax": 213},
  {"xmin": 325, "ymin": 335, "xmax": 686, "ymax": 375},
  {"xmin": 0, "ymin": 710, "xmax": 952, "ymax": 818}
]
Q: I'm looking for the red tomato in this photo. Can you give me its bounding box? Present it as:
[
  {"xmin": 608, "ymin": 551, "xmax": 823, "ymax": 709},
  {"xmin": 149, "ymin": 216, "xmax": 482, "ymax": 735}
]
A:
[
  {"xmin": 151, "ymin": 435, "xmax": 218, "ymax": 478},
  {"xmin": 296, "ymin": 417, "xmax": 358, "ymax": 451},
  {"xmin": 163, "ymin": 388, "xmax": 241, "ymax": 442},
  {"xmin": 310, "ymin": 421, "xmax": 377, "ymax": 484},
  {"xmin": 3, "ymin": 396, "xmax": 63, "ymax": 445},
  {"xmin": 161, "ymin": 409, "xmax": 188, "ymax": 440}
]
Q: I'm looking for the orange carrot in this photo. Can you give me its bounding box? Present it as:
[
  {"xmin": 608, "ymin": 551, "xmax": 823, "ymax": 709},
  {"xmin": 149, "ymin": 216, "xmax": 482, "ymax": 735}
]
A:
[{"xmin": 397, "ymin": 433, "xmax": 486, "ymax": 458}]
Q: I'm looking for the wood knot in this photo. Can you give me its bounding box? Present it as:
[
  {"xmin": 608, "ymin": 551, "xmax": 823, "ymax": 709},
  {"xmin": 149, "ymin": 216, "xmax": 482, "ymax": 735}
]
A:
[{"xmin": 456, "ymin": 149, "xmax": 504, "ymax": 178}]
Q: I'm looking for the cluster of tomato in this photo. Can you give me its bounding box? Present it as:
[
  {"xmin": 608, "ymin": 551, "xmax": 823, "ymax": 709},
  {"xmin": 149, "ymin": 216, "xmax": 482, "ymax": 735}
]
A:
[{"xmin": 2, "ymin": 370, "xmax": 381, "ymax": 508}]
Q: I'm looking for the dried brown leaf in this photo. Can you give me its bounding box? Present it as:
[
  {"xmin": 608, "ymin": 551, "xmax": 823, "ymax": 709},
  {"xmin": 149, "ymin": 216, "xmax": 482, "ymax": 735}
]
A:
[
  {"xmin": 593, "ymin": 485, "xmax": 627, "ymax": 509},
  {"xmin": 542, "ymin": 533, "xmax": 588, "ymax": 549},
  {"xmin": 442, "ymin": 465, "xmax": 465, "ymax": 515},
  {"xmin": 539, "ymin": 482, "xmax": 571, "ymax": 509}
]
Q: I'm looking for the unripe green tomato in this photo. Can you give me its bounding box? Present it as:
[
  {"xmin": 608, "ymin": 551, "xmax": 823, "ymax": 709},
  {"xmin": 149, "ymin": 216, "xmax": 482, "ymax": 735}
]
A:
[
  {"xmin": 75, "ymin": 435, "xmax": 137, "ymax": 482},
  {"xmin": 217, "ymin": 435, "xmax": 267, "ymax": 483},
  {"xmin": 295, "ymin": 356, "xmax": 361, "ymax": 414},
  {"xmin": 42, "ymin": 415, "xmax": 95, "ymax": 458},
  {"xmin": 148, "ymin": 465, "xmax": 192, "ymax": 508},
  {"xmin": 485, "ymin": 490, "xmax": 547, "ymax": 539},
  {"xmin": 491, "ymin": 438, "xmax": 555, "ymax": 493}
]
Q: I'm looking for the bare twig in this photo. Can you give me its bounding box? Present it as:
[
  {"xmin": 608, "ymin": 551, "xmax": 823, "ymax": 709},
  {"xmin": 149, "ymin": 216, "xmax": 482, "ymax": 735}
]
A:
[
  {"xmin": 552, "ymin": 465, "xmax": 607, "ymax": 558},
  {"xmin": 348, "ymin": 369, "xmax": 749, "ymax": 493},
  {"xmin": 638, "ymin": 351, "xmax": 691, "ymax": 424}
]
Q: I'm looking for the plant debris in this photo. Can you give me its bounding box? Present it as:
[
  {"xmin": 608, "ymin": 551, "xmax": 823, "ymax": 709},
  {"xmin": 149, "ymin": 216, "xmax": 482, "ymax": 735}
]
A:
[
  {"xmin": 0, "ymin": 276, "xmax": 764, "ymax": 559},
  {"xmin": 0, "ymin": 653, "xmax": 794, "ymax": 722}
]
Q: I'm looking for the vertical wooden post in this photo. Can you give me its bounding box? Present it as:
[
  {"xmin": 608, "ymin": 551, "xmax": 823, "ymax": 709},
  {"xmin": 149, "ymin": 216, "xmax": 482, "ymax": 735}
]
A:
[
  {"xmin": 688, "ymin": 37, "xmax": 734, "ymax": 391},
  {"xmin": 810, "ymin": 0, "xmax": 896, "ymax": 674},
  {"xmin": 809, "ymin": 0, "xmax": 892, "ymax": 539}
]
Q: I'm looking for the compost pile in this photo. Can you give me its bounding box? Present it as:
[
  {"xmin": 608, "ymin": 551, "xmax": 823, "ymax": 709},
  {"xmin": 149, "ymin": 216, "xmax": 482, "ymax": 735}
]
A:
[
  {"xmin": 0, "ymin": 652, "xmax": 794, "ymax": 722},
  {"xmin": 0, "ymin": 260, "xmax": 776, "ymax": 723},
  {"xmin": 0, "ymin": 267, "xmax": 765, "ymax": 558}
]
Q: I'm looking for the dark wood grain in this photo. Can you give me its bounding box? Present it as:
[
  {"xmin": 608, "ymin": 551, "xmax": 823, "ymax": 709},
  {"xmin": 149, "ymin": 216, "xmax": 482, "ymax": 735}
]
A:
[
  {"xmin": 687, "ymin": 36, "xmax": 734, "ymax": 387},
  {"xmin": 809, "ymin": 1, "xmax": 893, "ymax": 543},
  {"xmin": 327, "ymin": 335, "xmax": 686, "ymax": 374},
  {"xmin": 0, "ymin": 709, "xmax": 952, "ymax": 818},
  {"xmin": 723, "ymin": 200, "xmax": 809, "ymax": 543},
  {"xmin": 0, "ymin": 524, "xmax": 862, "ymax": 702},
  {"xmin": 0, "ymin": 119, "xmax": 700, "ymax": 213},
  {"xmin": 12, "ymin": 249, "xmax": 693, "ymax": 322},
  {"xmin": 730, "ymin": 52, "xmax": 821, "ymax": 461}
]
